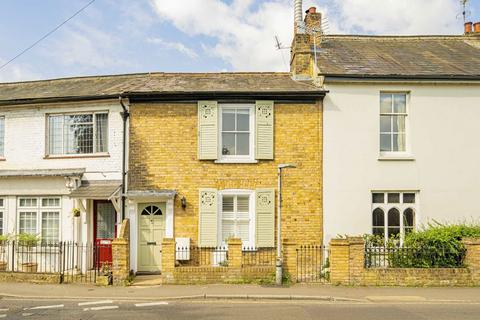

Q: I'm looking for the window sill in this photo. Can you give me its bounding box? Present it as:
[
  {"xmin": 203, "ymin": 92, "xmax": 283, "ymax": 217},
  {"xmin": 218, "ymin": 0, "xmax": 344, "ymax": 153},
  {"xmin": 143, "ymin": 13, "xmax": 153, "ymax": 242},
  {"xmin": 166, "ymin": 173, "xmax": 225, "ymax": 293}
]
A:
[
  {"xmin": 44, "ymin": 153, "xmax": 110, "ymax": 160},
  {"xmin": 214, "ymin": 159, "xmax": 258, "ymax": 164},
  {"xmin": 378, "ymin": 155, "xmax": 415, "ymax": 161}
]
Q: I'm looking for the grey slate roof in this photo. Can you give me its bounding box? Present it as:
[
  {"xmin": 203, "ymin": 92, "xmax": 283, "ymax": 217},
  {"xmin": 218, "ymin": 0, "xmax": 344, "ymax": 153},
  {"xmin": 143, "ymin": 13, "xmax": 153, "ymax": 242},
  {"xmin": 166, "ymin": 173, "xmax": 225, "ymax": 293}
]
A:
[
  {"xmin": 69, "ymin": 180, "xmax": 121, "ymax": 199},
  {"xmin": 0, "ymin": 168, "xmax": 85, "ymax": 178},
  {"xmin": 0, "ymin": 72, "xmax": 321, "ymax": 103},
  {"xmin": 317, "ymin": 35, "xmax": 480, "ymax": 79}
]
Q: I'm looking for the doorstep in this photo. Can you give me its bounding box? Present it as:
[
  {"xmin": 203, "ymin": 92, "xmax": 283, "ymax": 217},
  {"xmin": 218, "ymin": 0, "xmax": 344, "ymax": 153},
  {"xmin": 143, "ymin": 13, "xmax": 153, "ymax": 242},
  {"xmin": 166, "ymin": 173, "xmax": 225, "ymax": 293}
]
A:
[{"xmin": 131, "ymin": 275, "xmax": 164, "ymax": 286}]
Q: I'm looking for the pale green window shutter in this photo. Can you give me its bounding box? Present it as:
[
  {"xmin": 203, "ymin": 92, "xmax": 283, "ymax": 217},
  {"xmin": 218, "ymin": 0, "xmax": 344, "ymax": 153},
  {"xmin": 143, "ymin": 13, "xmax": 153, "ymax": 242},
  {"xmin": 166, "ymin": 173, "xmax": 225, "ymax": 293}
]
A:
[
  {"xmin": 255, "ymin": 188, "xmax": 275, "ymax": 247},
  {"xmin": 198, "ymin": 101, "xmax": 218, "ymax": 160},
  {"xmin": 198, "ymin": 188, "xmax": 218, "ymax": 247},
  {"xmin": 255, "ymin": 101, "xmax": 274, "ymax": 160}
]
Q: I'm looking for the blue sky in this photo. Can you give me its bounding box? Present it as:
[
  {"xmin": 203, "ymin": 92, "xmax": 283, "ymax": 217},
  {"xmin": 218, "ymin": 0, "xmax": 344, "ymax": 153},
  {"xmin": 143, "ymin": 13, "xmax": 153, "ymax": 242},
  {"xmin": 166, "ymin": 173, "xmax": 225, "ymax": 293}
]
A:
[{"xmin": 0, "ymin": 0, "xmax": 478, "ymax": 82}]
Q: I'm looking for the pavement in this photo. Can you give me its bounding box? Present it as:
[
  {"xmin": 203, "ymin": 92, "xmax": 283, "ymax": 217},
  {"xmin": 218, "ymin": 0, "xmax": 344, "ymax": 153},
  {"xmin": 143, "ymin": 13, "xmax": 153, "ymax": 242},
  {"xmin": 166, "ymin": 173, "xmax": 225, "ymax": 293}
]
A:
[{"xmin": 1, "ymin": 281, "xmax": 480, "ymax": 304}]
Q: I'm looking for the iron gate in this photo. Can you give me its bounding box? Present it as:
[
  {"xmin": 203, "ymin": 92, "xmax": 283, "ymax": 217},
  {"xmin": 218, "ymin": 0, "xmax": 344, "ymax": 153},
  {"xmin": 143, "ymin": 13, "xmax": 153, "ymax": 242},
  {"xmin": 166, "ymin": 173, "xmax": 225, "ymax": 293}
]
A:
[{"xmin": 296, "ymin": 245, "xmax": 330, "ymax": 283}]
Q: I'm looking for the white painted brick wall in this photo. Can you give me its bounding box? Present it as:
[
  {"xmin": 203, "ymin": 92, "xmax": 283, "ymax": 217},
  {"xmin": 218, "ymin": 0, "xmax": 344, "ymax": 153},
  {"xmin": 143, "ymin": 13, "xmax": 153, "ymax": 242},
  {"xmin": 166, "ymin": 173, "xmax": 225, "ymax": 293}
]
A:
[{"xmin": 0, "ymin": 102, "xmax": 123, "ymax": 181}]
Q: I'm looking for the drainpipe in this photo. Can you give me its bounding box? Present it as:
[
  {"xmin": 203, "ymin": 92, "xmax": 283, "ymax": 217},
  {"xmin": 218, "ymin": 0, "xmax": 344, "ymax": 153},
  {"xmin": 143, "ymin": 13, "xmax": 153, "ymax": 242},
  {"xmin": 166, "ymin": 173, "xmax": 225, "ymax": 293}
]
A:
[{"xmin": 119, "ymin": 95, "xmax": 130, "ymax": 221}]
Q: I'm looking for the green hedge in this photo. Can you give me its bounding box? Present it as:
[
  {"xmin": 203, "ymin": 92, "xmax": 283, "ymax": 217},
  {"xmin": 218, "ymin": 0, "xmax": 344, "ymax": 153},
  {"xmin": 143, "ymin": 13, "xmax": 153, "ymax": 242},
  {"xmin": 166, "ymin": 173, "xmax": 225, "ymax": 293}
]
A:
[{"xmin": 366, "ymin": 222, "xmax": 480, "ymax": 268}]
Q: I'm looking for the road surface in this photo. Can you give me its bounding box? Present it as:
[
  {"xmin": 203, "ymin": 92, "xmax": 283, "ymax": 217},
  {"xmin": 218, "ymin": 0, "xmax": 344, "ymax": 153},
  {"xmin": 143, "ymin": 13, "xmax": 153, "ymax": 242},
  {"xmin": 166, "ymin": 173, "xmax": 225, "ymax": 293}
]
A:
[{"xmin": 0, "ymin": 298, "xmax": 479, "ymax": 319}]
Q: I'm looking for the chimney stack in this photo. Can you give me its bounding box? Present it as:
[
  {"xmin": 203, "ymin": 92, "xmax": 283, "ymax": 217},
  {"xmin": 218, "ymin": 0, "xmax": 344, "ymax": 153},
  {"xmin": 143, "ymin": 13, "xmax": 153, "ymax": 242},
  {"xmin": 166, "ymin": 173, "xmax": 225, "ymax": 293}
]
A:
[
  {"xmin": 290, "ymin": 3, "xmax": 323, "ymax": 82},
  {"xmin": 474, "ymin": 22, "xmax": 480, "ymax": 33},
  {"xmin": 464, "ymin": 22, "xmax": 473, "ymax": 34}
]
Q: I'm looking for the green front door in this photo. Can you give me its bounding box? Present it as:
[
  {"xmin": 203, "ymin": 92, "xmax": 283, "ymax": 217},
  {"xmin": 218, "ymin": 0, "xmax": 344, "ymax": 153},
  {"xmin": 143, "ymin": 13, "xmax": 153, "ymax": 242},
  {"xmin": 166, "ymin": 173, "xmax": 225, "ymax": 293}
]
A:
[{"xmin": 138, "ymin": 203, "xmax": 166, "ymax": 273}]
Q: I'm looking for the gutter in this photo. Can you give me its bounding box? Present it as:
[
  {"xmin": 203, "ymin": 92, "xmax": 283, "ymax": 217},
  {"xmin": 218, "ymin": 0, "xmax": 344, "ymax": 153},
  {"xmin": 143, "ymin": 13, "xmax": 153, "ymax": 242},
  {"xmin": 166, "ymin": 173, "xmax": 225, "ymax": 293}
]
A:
[
  {"xmin": 323, "ymin": 74, "xmax": 480, "ymax": 83},
  {"xmin": 119, "ymin": 96, "xmax": 130, "ymax": 222},
  {"xmin": 0, "ymin": 91, "xmax": 327, "ymax": 107}
]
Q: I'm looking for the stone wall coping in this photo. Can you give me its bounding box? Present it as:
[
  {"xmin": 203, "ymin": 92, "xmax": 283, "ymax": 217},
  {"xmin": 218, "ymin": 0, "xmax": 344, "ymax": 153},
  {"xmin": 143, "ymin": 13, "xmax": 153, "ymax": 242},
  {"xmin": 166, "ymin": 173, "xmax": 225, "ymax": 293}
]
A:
[
  {"xmin": 329, "ymin": 238, "xmax": 350, "ymax": 246},
  {"xmin": 227, "ymin": 238, "xmax": 242, "ymax": 245},
  {"xmin": 112, "ymin": 238, "xmax": 128, "ymax": 245},
  {"xmin": 462, "ymin": 237, "xmax": 480, "ymax": 245}
]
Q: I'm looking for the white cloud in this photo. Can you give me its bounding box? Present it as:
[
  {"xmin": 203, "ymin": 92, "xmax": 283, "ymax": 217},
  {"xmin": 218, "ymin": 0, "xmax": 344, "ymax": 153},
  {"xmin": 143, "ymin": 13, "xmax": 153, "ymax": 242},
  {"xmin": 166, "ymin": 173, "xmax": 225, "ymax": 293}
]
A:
[
  {"xmin": 0, "ymin": 58, "xmax": 41, "ymax": 82},
  {"xmin": 150, "ymin": 0, "xmax": 317, "ymax": 71},
  {"xmin": 149, "ymin": 0, "xmax": 465, "ymax": 71},
  {"xmin": 44, "ymin": 22, "xmax": 132, "ymax": 70},
  {"xmin": 147, "ymin": 37, "xmax": 199, "ymax": 59},
  {"xmin": 335, "ymin": 0, "xmax": 462, "ymax": 35}
]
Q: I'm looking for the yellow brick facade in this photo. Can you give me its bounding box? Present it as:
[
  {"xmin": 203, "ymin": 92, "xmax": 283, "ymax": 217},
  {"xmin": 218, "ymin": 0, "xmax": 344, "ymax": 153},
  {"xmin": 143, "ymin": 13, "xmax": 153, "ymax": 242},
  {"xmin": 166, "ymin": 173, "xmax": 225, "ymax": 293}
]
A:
[{"xmin": 128, "ymin": 101, "xmax": 323, "ymax": 245}]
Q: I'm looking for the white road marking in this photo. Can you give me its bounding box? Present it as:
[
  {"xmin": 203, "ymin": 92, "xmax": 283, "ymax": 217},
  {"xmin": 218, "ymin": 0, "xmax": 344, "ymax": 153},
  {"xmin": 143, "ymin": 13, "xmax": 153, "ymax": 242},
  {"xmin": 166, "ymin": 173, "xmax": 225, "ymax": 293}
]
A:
[
  {"xmin": 0, "ymin": 315, "xmax": 6, "ymax": 318},
  {"xmin": 83, "ymin": 306, "xmax": 119, "ymax": 311},
  {"xmin": 134, "ymin": 302, "xmax": 169, "ymax": 307},
  {"xmin": 29, "ymin": 304, "xmax": 64, "ymax": 310},
  {"xmin": 22, "ymin": 313, "xmax": 33, "ymax": 317},
  {"xmin": 0, "ymin": 309, "xmax": 8, "ymax": 312},
  {"xmin": 78, "ymin": 300, "xmax": 113, "ymax": 306}
]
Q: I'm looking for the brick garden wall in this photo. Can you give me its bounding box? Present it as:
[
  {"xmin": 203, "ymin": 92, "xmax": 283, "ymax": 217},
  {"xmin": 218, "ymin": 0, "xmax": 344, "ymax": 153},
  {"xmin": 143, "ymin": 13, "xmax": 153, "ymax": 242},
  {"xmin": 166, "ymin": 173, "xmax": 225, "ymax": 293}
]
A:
[{"xmin": 330, "ymin": 237, "xmax": 480, "ymax": 287}]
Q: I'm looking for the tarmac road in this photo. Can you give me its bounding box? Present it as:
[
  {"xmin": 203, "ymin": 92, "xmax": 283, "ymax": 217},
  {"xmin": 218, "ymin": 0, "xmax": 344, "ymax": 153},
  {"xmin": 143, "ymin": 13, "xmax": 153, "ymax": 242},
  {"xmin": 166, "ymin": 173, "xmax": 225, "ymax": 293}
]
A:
[{"xmin": 0, "ymin": 297, "xmax": 480, "ymax": 320}]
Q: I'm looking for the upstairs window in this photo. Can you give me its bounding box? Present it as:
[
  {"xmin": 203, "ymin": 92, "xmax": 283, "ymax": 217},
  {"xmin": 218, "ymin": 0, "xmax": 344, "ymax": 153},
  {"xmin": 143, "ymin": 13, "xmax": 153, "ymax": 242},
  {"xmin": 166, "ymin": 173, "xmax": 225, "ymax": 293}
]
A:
[
  {"xmin": 219, "ymin": 105, "xmax": 254, "ymax": 162},
  {"xmin": 380, "ymin": 93, "xmax": 407, "ymax": 153},
  {"xmin": 47, "ymin": 112, "xmax": 108, "ymax": 155},
  {"xmin": 0, "ymin": 116, "xmax": 4, "ymax": 157}
]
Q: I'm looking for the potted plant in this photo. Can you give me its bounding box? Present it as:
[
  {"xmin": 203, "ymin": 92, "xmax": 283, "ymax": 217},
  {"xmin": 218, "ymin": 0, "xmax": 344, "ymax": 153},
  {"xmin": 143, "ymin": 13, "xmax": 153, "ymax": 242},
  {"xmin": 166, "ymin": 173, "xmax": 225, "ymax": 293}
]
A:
[
  {"xmin": 17, "ymin": 233, "xmax": 40, "ymax": 273},
  {"xmin": 0, "ymin": 234, "xmax": 9, "ymax": 271},
  {"xmin": 72, "ymin": 208, "xmax": 81, "ymax": 218}
]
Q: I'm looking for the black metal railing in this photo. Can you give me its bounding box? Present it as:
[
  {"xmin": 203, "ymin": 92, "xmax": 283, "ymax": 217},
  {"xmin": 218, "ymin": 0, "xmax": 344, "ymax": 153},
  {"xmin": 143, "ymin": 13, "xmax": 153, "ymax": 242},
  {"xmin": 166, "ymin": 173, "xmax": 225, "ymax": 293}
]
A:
[
  {"xmin": 0, "ymin": 241, "xmax": 113, "ymax": 284},
  {"xmin": 364, "ymin": 245, "xmax": 466, "ymax": 268},
  {"xmin": 61, "ymin": 241, "xmax": 113, "ymax": 284},
  {"xmin": 296, "ymin": 245, "xmax": 329, "ymax": 283},
  {"xmin": 176, "ymin": 245, "xmax": 229, "ymax": 267},
  {"xmin": 242, "ymin": 247, "xmax": 276, "ymax": 267}
]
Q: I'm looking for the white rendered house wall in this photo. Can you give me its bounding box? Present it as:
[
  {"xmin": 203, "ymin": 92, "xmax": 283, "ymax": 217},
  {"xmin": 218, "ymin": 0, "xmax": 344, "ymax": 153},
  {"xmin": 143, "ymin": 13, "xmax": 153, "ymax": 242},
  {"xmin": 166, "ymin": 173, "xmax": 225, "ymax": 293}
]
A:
[{"xmin": 323, "ymin": 82, "xmax": 480, "ymax": 242}]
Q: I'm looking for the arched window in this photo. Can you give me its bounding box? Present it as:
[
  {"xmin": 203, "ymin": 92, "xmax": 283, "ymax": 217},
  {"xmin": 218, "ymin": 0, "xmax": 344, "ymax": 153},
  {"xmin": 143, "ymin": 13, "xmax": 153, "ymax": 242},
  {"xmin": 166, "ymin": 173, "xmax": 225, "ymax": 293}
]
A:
[
  {"xmin": 372, "ymin": 208, "xmax": 385, "ymax": 237},
  {"xmin": 403, "ymin": 208, "xmax": 415, "ymax": 235},
  {"xmin": 141, "ymin": 205, "xmax": 162, "ymax": 216},
  {"xmin": 387, "ymin": 208, "xmax": 400, "ymax": 238}
]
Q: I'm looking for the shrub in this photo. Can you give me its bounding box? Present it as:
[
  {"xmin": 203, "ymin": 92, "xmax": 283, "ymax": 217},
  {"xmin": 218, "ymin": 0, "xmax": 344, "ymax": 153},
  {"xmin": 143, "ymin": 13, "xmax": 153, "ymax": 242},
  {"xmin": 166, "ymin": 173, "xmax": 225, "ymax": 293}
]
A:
[{"xmin": 366, "ymin": 222, "xmax": 480, "ymax": 268}]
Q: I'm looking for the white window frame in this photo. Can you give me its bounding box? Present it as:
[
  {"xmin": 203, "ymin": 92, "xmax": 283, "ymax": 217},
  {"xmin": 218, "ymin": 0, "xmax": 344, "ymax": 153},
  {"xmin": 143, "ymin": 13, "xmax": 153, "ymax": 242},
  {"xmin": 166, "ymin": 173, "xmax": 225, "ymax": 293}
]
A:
[
  {"xmin": 379, "ymin": 92, "xmax": 411, "ymax": 159},
  {"xmin": 17, "ymin": 197, "xmax": 62, "ymax": 242},
  {"xmin": 46, "ymin": 111, "xmax": 109, "ymax": 156},
  {"xmin": 218, "ymin": 189, "xmax": 256, "ymax": 249},
  {"xmin": 217, "ymin": 104, "xmax": 255, "ymax": 163},
  {"xmin": 0, "ymin": 116, "xmax": 5, "ymax": 158},
  {"xmin": 371, "ymin": 191, "xmax": 418, "ymax": 245}
]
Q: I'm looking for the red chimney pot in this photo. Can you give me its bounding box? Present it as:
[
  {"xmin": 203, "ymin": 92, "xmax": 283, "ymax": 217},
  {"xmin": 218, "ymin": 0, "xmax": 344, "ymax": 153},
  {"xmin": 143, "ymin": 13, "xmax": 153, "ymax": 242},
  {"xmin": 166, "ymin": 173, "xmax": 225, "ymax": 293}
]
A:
[
  {"xmin": 474, "ymin": 22, "xmax": 480, "ymax": 33},
  {"xmin": 464, "ymin": 22, "xmax": 473, "ymax": 34},
  {"xmin": 306, "ymin": 7, "xmax": 316, "ymax": 14}
]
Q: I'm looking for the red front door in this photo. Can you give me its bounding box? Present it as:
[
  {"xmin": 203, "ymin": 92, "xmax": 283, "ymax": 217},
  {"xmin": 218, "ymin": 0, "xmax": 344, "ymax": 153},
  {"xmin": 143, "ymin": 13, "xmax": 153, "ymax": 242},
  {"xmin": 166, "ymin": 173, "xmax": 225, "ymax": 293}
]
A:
[{"xmin": 93, "ymin": 201, "xmax": 117, "ymax": 267}]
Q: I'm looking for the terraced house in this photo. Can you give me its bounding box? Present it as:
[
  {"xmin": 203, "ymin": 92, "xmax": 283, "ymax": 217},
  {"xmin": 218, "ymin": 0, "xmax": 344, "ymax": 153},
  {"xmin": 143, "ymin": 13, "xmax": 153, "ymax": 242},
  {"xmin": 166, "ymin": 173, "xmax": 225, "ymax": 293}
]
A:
[
  {"xmin": 0, "ymin": 80, "xmax": 125, "ymax": 251},
  {"xmin": 286, "ymin": 7, "xmax": 480, "ymax": 243},
  {"xmin": 125, "ymin": 73, "xmax": 325, "ymax": 273}
]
